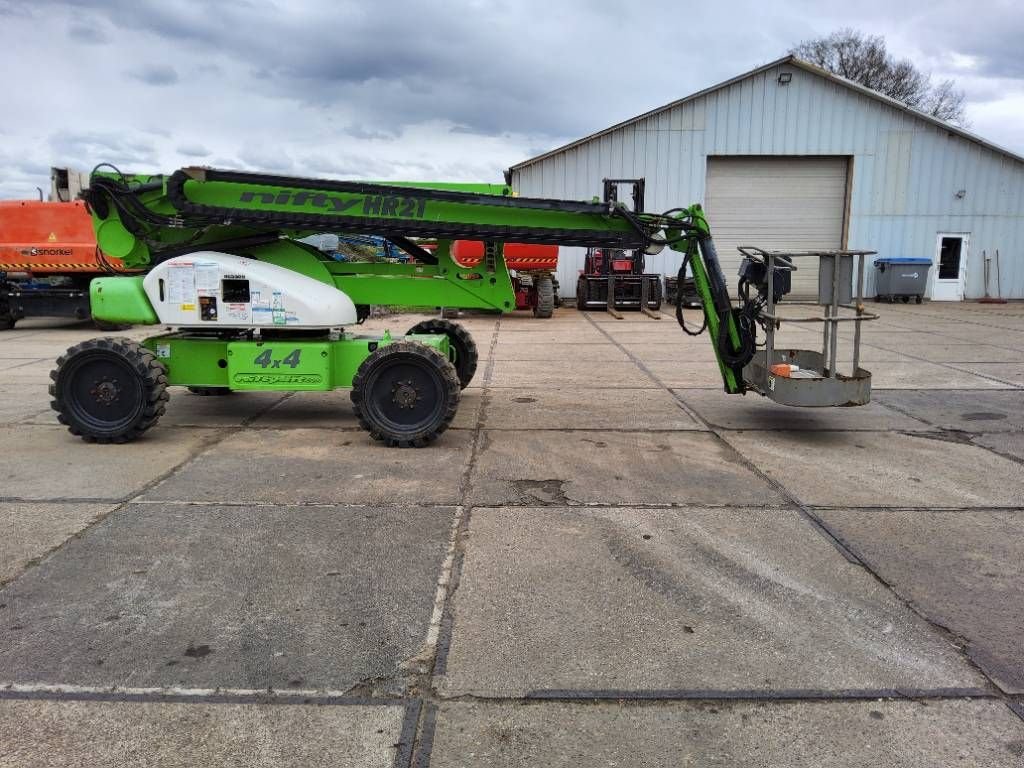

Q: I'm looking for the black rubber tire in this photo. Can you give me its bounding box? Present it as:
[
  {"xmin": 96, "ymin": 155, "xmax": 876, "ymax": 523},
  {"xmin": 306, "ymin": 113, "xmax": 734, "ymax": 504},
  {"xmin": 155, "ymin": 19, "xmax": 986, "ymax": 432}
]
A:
[
  {"xmin": 350, "ymin": 340, "xmax": 460, "ymax": 448},
  {"xmin": 50, "ymin": 337, "xmax": 168, "ymax": 443},
  {"xmin": 93, "ymin": 318, "xmax": 132, "ymax": 332},
  {"xmin": 405, "ymin": 318, "xmax": 478, "ymax": 389},
  {"xmin": 533, "ymin": 275, "xmax": 555, "ymax": 318},
  {"xmin": 187, "ymin": 386, "xmax": 233, "ymax": 396},
  {"xmin": 0, "ymin": 300, "xmax": 15, "ymax": 330},
  {"xmin": 647, "ymin": 277, "xmax": 663, "ymax": 310},
  {"xmin": 576, "ymin": 277, "xmax": 589, "ymax": 311},
  {"xmin": 916, "ymin": 295, "xmax": 923, "ymax": 304}
]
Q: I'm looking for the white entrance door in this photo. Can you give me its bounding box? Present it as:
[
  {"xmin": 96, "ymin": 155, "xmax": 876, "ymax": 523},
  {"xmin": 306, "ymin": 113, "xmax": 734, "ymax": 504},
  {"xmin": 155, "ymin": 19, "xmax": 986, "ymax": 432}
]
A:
[{"xmin": 932, "ymin": 233, "xmax": 969, "ymax": 301}]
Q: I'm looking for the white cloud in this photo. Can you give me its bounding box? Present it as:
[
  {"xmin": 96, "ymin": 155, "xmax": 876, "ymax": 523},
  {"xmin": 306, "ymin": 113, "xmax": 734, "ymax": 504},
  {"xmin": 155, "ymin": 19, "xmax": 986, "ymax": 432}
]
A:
[{"xmin": 0, "ymin": 0, "xmax": 1021, "ymax": 200}]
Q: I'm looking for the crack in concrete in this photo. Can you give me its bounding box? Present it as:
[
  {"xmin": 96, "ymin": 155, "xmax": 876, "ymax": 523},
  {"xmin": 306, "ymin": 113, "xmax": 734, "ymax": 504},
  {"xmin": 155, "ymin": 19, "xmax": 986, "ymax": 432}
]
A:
[
  {"xmin": 508, "ymin": 478, "xmax": 571, "ymax": 506},
  {"xmin": 899, "ymin": 428, "xmax": 977, "ymax": 446}
]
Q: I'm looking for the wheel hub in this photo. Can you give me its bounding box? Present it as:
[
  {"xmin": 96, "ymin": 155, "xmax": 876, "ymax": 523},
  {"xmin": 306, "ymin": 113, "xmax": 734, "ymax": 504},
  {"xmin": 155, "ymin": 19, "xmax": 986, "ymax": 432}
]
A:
[
  {"xmin": 391, "ymin": 379, "xmax": 420, "ymax": 409},
  {"xmin": 91, "ymin": 379, "xmax": 120, "ymax": 406}
]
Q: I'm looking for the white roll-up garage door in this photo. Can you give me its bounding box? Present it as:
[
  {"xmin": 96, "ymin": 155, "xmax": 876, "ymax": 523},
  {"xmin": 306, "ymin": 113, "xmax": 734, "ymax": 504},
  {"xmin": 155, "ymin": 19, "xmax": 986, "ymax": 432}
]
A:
[{"xmin": 704, "ymin": 157, "xmax": 848, "ymax": 297}]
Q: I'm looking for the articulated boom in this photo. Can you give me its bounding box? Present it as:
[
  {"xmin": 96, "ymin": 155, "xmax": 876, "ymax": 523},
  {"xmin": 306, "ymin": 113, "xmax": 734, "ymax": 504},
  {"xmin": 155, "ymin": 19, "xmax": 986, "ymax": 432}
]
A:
[
  {"xmin": 84, "ymin": 167, "xmax": 669, "ymax": 315},
  {"xmin": 49, "ymin": 166, "xmax": 755, "ymax": 448}
]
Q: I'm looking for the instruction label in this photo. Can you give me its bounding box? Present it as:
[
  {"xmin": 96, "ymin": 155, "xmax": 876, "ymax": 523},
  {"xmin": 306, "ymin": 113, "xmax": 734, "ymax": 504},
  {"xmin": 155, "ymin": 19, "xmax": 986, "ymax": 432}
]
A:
[
  {"xmin": 224, "ymin": 302, "xmax": 251, "ymax": 323},
  {"xmin": 167, "ymin": 263, "xmax": 196, "ymax": 304},
  {"xmin": 195, "ymin": 262, "xmax": 220, "ymax": 295}
]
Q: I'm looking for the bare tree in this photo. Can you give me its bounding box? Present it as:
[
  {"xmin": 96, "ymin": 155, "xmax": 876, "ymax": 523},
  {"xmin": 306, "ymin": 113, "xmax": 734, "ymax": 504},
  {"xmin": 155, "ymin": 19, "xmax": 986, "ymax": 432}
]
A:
[{"xmin": 791, "ymin": 29, "xmax": 967, "ymax": 126}]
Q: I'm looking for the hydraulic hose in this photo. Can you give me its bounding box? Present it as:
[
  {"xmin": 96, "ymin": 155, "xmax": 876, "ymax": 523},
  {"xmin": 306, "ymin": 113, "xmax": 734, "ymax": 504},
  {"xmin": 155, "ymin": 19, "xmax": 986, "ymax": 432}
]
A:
[
  {"xmin": 716, "ymin": 307, "xmax": 756, "ymax": 368},
  {"xmin": 674, "ymin": 254, "xmax": 706, "ymax": 336}
]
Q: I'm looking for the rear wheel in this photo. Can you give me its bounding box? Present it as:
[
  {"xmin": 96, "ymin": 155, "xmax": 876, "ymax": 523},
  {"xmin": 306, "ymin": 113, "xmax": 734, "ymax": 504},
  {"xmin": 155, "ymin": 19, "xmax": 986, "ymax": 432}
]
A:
[
  {"xmin": 50, "ymin": 337, "xmax": 168, "ymax": 443},
  {"xmin": 351, "ymin": 341, "xmax": 460, "ymax": 447},
  {"xmin": 533, "ymin": 275, "xmax": 555, "ymax": 318},
  {"xmin": 405, "ymin": 318, "xmax": 478, "ymax": 389}
]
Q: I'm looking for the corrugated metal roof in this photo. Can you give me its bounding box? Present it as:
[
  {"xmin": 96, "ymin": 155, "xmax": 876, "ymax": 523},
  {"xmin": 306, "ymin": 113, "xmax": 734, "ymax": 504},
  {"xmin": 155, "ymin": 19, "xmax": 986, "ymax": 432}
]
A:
[{"xmin": 507, "ymin": 56, "xmax": 1024, "ymax": 174}]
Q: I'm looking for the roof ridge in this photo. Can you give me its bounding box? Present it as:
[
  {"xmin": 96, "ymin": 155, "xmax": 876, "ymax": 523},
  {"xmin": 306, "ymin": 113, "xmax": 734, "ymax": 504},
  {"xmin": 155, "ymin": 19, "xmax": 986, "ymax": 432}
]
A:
[{"xmin": 507, "ymin": 55, "xmax": 1024, "ymax": 175}]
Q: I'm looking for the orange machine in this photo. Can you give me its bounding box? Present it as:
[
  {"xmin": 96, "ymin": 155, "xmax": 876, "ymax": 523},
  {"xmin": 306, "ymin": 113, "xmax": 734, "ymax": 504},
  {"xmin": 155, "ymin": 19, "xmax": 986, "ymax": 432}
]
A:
[
  {"xmin": 0, "ymin": 197, "xmax": 132, "ymax": 329},
  {"xmin": 451, "ymin": 240, "xmax": 560, "ymax": 317}
]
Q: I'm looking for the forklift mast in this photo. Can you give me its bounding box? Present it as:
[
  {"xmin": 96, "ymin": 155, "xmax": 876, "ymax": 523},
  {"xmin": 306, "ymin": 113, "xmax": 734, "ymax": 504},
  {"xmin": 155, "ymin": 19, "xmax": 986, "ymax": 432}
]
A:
[
  {"xmin": 576, "ymin": 178, "xmax": 662, "ymax": 313},
  {"xmin": 602, "ymin": 178, "xmax": 646, "ymax": 274}
]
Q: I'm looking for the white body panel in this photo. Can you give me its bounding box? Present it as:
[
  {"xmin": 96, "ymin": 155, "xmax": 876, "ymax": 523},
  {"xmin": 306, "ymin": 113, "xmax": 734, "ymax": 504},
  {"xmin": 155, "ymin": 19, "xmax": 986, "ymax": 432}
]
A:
[{"xmin": 142, "ymin": 252, "xmax": 358, "ymax": 327}]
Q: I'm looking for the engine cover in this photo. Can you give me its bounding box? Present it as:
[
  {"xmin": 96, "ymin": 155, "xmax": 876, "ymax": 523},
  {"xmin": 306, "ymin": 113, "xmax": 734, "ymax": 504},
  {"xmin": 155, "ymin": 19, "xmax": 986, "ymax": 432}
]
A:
[{"xmin": 142, "ymin": 252, "xmax": 358, "ymax": 328}]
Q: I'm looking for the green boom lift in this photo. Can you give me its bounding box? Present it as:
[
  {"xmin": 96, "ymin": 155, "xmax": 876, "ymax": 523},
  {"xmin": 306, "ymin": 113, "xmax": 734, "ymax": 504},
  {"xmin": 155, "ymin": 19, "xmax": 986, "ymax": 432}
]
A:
[{"xmin": 47, "ymin": 166, "xmax": 847, "ymax": 447}]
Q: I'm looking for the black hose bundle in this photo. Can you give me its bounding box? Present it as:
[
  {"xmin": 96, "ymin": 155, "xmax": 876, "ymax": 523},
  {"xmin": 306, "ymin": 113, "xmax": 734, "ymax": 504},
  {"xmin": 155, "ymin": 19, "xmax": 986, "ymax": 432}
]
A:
[
  {"xmin": 715, "ymin": 305, "xmax": 757, "ymax": 368},
  {"xmin": 674, "ymin": 254, "xmax": 706, "ymax": 336}
]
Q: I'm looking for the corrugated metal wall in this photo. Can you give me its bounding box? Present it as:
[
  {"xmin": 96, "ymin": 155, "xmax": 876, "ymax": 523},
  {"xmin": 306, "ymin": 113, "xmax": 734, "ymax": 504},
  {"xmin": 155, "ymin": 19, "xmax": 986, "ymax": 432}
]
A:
[{"xmin": 511, "ymin": 64, "xmax": 1024, "ymax": 299}]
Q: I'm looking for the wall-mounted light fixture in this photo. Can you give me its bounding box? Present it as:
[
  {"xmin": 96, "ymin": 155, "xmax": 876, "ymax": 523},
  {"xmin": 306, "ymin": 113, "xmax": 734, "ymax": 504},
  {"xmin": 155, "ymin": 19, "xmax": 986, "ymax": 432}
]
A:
[
  {"xmin": 778, "ymin": 72, "xmax": 792, "ymax": 85},
  {"xmin": 955, "ymin": 189, "xmax": 966, "ymax": 199}
]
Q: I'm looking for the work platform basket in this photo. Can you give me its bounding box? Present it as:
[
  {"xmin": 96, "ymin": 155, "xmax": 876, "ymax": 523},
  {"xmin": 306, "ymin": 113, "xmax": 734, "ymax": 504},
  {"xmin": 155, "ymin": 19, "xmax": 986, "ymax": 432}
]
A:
[{"xmin": 738, "ymin": 248, "xmax": 879, "ymax": 407}]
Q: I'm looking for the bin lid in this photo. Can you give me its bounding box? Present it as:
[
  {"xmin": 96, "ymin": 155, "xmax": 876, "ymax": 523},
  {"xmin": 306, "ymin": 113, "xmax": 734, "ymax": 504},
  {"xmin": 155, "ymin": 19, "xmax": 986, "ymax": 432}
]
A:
[{"xmin": 875, "ymin": 257, "xmax": 932, "ymax": 265}]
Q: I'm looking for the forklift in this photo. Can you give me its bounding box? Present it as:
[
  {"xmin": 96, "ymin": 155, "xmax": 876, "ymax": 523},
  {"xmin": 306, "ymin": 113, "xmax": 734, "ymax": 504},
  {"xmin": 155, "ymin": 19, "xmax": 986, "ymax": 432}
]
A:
[{"xmin": 575, "ymin": 179, "xmax": 662, "ymax": 318}]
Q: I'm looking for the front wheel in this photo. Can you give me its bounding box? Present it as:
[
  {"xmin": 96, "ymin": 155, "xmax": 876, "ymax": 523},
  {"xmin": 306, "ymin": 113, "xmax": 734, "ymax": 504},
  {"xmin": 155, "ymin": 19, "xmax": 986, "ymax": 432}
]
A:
[
  {"xmin": 50, "ymin": 338, "xmax": 168, "ymax": 443},
  {"xmin": 405, "ymin": 318, "xmax": 478, "ymax": 389},
  {"xmin": 533, "ymin": 275, "xmax": 555, "ymax": 318},
  {"xmin": 351, "ymin": 341, "xmax": 460, "ymax": 448}
]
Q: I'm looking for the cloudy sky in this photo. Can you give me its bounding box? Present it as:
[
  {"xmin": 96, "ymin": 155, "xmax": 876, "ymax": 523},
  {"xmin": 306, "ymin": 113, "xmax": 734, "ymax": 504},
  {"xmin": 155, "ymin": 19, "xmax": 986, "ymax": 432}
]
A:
[{"xmin": 1, "ymin": 0, "xmax": 1022, "ymax": 199}]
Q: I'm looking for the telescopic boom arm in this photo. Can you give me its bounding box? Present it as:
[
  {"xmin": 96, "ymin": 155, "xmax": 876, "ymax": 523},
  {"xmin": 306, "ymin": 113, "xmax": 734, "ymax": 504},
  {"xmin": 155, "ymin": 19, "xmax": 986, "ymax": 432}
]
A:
[{"xmin": 82, "ymin": 166, "xmax": 748, "ymax": 392}]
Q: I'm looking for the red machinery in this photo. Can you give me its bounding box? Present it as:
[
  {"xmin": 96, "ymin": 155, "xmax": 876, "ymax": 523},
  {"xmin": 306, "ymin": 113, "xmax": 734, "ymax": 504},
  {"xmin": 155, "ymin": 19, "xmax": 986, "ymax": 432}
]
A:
[
  {"xmin": 575, "ymin": 180, "xmax": 662, "ymax": 315},
  {"xmin": 0, "ymin": 194, "xmax": 135, "ymax": 330},
  {"xmin": 451, "ymin": 240, "xmax": 559, "ymax": 317}
]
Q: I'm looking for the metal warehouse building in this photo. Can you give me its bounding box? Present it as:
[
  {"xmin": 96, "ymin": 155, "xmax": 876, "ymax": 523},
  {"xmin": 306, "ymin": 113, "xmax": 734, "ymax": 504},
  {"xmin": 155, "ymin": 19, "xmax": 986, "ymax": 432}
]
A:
[{"xmin": 507, "ymin": 55, "xmax": 1024, "ymax": 301}]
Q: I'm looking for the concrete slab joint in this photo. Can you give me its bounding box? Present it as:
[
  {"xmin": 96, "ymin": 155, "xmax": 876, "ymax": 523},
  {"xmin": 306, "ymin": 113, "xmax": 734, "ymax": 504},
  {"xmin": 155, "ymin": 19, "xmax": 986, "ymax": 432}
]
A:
[{"xmin": 0, "ymin": 305, "xmax": 1022, "ymax": 765}]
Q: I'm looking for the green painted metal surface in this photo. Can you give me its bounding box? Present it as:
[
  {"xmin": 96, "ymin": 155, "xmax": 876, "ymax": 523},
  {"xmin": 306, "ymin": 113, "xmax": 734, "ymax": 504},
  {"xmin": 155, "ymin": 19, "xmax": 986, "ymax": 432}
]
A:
[
  {"xmin": 179, "ymin": 177, "xmax": 629, "ymax": 237},
  {"xmin": 90, "ymin": 276, "xmax": 159, "ymax": 325},
  {"xmin": 142, "ymin": 332, "xmax": 448, "ymax": 391},
  {"xmin": 665, "ymin": 204, "xmax": 743, "ymax": 394}
]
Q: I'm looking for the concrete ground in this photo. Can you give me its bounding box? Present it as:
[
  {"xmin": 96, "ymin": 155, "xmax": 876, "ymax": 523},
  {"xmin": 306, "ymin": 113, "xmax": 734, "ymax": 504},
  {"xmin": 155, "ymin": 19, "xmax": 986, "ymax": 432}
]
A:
[{"xmin": 1, "ymin": 301, "xmax": 1023, "ymax": 767}]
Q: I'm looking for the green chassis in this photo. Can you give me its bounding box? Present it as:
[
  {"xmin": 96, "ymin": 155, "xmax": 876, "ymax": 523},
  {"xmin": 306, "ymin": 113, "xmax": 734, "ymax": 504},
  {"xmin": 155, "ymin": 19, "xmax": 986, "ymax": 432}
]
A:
[{"xmin": 142, "ymin": 330, "xmax": 449, "ymax": 392}]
